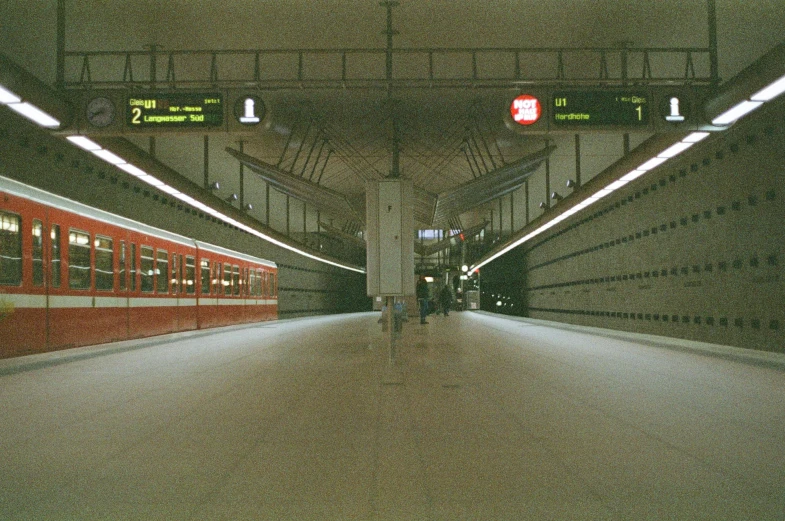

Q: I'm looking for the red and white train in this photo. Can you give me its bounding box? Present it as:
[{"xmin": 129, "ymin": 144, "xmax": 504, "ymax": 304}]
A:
[{"xmin": 0, "ymin": 175, "xmax": 278, "ymax": 358}]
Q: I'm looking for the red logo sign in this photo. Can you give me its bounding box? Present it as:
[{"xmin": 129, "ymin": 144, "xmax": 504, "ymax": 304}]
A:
[{"xmin": 510, "ymin": 95, "xmax": 541, "ymax": 125}]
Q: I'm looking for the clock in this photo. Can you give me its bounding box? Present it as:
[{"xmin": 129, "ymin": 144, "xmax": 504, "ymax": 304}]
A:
[{"xmin": 86, "ymin": 97, "xmax": 115, "ymax": 128}]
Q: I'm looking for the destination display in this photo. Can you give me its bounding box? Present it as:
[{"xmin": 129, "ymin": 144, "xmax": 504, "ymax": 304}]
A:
[
  {"xmin": 126, "ymin": 93, "xmax": 224, "ymax": 128},
  {"xmin": 552, "ymin": 90, "xmax": 649, "ymax": 126}
]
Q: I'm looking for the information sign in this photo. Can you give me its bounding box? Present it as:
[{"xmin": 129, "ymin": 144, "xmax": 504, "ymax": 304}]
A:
[
  {"xmin": 552, "ymin": 91, "xmax": 649, "ymax": 126},
  {"xmin": 126, "ymin": 93, "xmax": 223, "ymax": 128}
]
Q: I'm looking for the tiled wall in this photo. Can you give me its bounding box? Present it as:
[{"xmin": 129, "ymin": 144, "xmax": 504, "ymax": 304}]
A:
[{"xmin": 522, "ymin": 103, "xmax": 784, "ymax": 353}]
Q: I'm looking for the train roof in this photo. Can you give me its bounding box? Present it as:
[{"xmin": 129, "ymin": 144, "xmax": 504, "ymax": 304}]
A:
[{"xmin": 0, "ymin": 174, "xmax": 276, "ymax": 269}]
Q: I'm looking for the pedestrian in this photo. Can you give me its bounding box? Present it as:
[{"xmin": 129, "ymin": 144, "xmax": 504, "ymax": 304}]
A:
[
  {"xmin": 416, "ymin": 276, "xmax": 430, "ymax": 324},
  {"xmin": 439, "ymin": 284, "xmax": 452, "ymax": 316}
]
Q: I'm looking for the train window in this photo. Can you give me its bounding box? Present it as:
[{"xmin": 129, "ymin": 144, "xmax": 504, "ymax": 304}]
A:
[
  {"xmin": 256, "ymin": 269, "xmax": 263, "ymax": 297},
  {"xmin": 233, "ymin": 265, "xmax": 240, "ymax": 296},
  {"xmin": 140, "ymin": 246, "xmax": 154, "ymax": 292},
  {"xmin": 185, "ymin": 256, "xmax": 195, "ymax": 294},
  {"xmin": 170, "ymin": 253, "xmax": 179, "ymax": 294},
  {"xmin": 223, "ymin": 263, "xmax": 232, "ymax": 296},
  {"xmin": 0, "ymin": 211, "xmax": 21, "ymax": 286},
  {"xmin": 50, "ymin": 224, "xmax": 61, "ymax": 288},
  {"xmin": 249, "ymin": 269, "xmax": 256, "ymax": 297},
  {"xmin": 213, "ymin": 262, "xmax": 221, "ymax": 295},
  {"xmin": 32, "ymin": 220, "xmax": 44, "ymax": 287},
  {"xmin": 269, "ymin": 272, "xmax": 276, "ymax": 297},
  {"xmin": 119, "ymin": 241, "xmax": 126, "ymax": 291},
  {"xmin": 156, "ymin": 250, "xmax": 168, "ymax": 293},
  {"xmin": 95, "ymin": 236, "xmax": 114, "ymax": 291},
  {"xmin": 178, "ymin": 254, "xmax": 185, "ymax": 294},
  {"xmin": 130, "ymin": 244, "xmax": 137, "ymax": 291},
  {"xmin": 68, "ymin": 229, "xmax": 91, "ymax": 290},
  {"xmin": 200, "ymin": 258, "xmax": 210, "ymax": 295}
]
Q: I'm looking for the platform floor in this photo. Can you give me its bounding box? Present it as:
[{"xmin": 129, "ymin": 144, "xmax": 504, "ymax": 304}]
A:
[{"xmin": 1, "ymin": 311, "xmax": 784, "ymax": 520}]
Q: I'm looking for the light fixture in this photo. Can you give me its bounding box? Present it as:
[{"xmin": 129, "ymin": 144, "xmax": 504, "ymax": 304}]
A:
[
  {"xmin": 566, "ymin": 179, "xmax": 577, "ymax": 188},
  {"xmin": 0, "ymin": 85, "xmax": 21, "ymax": 104},
  {"xmin": 461, "ymin": 264, "xmax": 469, "ymax": 272},
  {"xmin": 244, "ymin": 203, "xmax": 254, "ymax": 211},
  {"xmin": 711, "ymin": 100, "xmax": 763, "ymax": 126},
  {"xmin": 0, "ymin": 84, "xmax": 61, "ymax": 128},
  {"xmin": 209, "ymin": 181, "xmax": 221, "ymax": 191},
  {"xmin": 226, "ymin": 193, "xmax": 238, "ymax": 203},
  {"xmin": 5, "ymin": 102, "xmax": 61, "ymax": 128},
  {"xmin": 66, "ymin": 135, "xmax": 102, "ymax": 151},
  {"xmin": 750, "ymin": 73, "xmax": 785, "ymax": 101},
  {"xmin": 538, "ymin": 202, "xmax": 547, "ymax": 209},
  {"xmin": 550, "ymin": 191, "xmax": 563, "ymax": 201},
  {"xmin": 62, "ymin": 134, "xmax": 366, "ymax": 274}
]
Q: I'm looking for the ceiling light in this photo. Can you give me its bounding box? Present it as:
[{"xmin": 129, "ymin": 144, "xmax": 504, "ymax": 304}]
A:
[
  {"xmin": 750, "ymin": 74, "xmax": 785, "ymax": 101},
  {"xmin": 605, "ymin": 180, "xmax": 628, "ymax": 191},
  {"xmin": 711, "ymin": 100, "xmax": 763, "ymax": 125},
  {"xmin": 92, "ymin": 149, "xmax": 127, "ymax": 165},
  {"xmin": 66, "ymin": 135, "xmax": 102, "ymax": 151},
  {"xmin": 159, "ymin": 185, "xmax": 181, "ymax": 196},
  {"xmin": 116, "ymin": 163, "xmax": 148, "ymax": 177},
  {"xmin": 657, "ymin": 142, "xmax": 693, "ymax": 158},
  {"xmin": 682, "ymin": 132, "xmax": 710, "ymax": 143},
  {"xmin": 6, "ymin": 102, "xmax": 61, "ymax": 128},
  {"xmin": 137, "ymin": 175, "xmax": 166, "ymax": 187},
  {"xmin": 620, "ymin": 169, "xmax": 647, "ymax": 182},
  {"xmin": 637, "ymin": 156, "xmax": 669, "ymax": 171},
  {"xmin": 550, "ymin": 191, "xmax": 563, "ymax": 201},
  {"xmin": 0, "ymin": 85, "xmax": 22, "ymax": 104}
]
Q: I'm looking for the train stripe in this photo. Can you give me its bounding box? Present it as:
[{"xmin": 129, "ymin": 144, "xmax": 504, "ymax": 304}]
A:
[{"xmin": 0, "ymin": 293, "xmax": 277, "ymax": 309}]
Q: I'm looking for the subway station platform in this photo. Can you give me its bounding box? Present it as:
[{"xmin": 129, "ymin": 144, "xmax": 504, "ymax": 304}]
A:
[{"xmin": 1, "ymin": 311, "xmax": 783, "ymax": 520}]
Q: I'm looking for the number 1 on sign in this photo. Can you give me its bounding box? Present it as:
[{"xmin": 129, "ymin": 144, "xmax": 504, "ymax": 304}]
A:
[{"xmin": 636, "ymin": 105, "xmax": 642, "ymax": 121}]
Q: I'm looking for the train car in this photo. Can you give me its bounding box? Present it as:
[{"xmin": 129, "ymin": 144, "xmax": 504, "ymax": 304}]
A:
[{"xmin": 0, "ymin": 175, "xmax": 277, "ymax": 358}]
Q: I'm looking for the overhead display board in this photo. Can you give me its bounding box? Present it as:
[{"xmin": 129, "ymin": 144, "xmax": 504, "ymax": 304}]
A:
[
  {"xmin": 126, "ymin": 93, "xmax": 223, "ymax": 128},
  {"xmin": 552, "ymin": 90, "xmax": 650, "ymax": 126}
]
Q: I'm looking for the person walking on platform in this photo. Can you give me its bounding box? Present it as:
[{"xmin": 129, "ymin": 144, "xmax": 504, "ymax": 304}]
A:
[
  {"xmin": 439, "ymin": 284, "xmax": 453, "ymax": 316},
  {"xmin": 416, "ymin": 276, "xmax": 430, "ymax": 324}
]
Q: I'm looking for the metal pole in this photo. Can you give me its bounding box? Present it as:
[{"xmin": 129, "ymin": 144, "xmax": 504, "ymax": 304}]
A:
[
  {"xmin": 707, "ymin": 0, "xmax": 719, "ymax": 87},
  {"xmin": 203, "ymin": 136, "xmax": 209, "ymax": 189},
  {"xmin": 239, "ymin": 140, "xmax": 245, "ymax": 207},
  {"xmin": 265, "ymin": 183, "xmax": 270, "ymax": 225},
  {"xmin": 56, "ymin": 0, "xmax": 65, "ymax": 90},
  {"xmin": 574, "ymin": 133, "xmax": 581, "ymax": 187},
  {"xmin": 544, "ymin": 139, "xmax": 551, "ymax": 209}
]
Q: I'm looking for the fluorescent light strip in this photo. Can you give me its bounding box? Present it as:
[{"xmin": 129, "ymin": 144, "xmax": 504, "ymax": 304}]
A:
[
  {"xmin": 6, "ymin": 102, "xmax": 61, "ymax": 128},
  {"xmin": 66, "ymin": 136, "xmax": 102, "ymax": 151},
  {"xmin": 92, "ymin": 149, "xmax": 127, "ymax": 165},
  {"xmin": 711, "ymin": 100, "xmax": 763, "ymax": 125},
  {"xmin": 637, "ymin": 156, "xmax": 669, "ymax": 171},
  {"xmin": 470, "ymin": 130, "xmax": 718, "ymax": 274},
  {"xmin": 63, "ymin": 137, "xmax": 365, "ymax": 274},
  {"xmin": 682, "ymin": 132, "xmax": 710, "ymax": 143},
  {"xmin": 750, "ymin": 73, "xmax": 785, "ymax": 101},
  {"xmin": 0, "ymin": 85, "xmax": 22, "ymax": 104}
]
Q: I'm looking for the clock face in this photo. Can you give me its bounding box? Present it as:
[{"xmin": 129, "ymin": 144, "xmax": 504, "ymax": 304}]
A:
[{"xmin": 86, "ymin": 97, "xmax": 115, "ymax": 128}]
